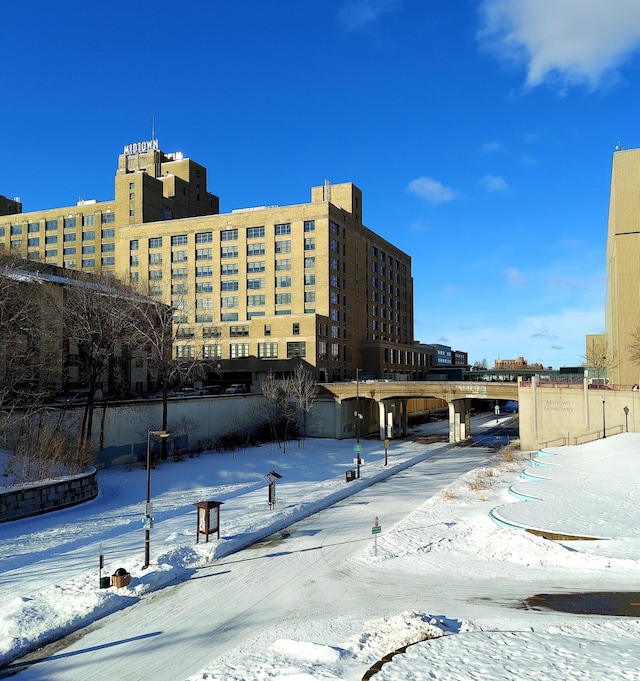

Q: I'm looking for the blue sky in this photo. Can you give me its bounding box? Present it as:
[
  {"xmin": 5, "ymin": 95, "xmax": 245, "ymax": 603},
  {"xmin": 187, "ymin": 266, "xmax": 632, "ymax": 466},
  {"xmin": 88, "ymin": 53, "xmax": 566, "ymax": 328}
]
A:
[{"xmin": 3, "ymin": 0, "xmax": 640, "ymax": 368}]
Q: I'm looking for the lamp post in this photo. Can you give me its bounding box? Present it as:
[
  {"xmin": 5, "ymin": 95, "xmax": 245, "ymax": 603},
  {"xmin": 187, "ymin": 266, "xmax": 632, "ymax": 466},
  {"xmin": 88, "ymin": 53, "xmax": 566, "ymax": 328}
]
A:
[
  {"xmin": 143, "ymin": 429, "xmax": 170, "ymax": 570},
  {"xmin": 624, "ymin": 405, "xmax": 629, "ymax": 432},
  {"xmin": 602, "ymin": 400, "xmax": 606, "ymax": 439}
]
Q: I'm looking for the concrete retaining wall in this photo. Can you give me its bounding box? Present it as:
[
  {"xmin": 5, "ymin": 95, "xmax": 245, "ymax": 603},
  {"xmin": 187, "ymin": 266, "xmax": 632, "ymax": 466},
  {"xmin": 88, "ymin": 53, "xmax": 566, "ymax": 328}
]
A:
[{"xmin": 0, "ymin": 468, "xmax": 98, "ymax": 523}]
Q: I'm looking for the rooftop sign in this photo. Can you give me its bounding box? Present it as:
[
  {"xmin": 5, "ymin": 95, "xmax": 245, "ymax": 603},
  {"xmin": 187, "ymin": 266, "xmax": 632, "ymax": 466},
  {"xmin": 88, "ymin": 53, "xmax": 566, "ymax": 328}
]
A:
[{"xmin": 123, "ymin": 139, "xmax": 159, "ymax": 155}]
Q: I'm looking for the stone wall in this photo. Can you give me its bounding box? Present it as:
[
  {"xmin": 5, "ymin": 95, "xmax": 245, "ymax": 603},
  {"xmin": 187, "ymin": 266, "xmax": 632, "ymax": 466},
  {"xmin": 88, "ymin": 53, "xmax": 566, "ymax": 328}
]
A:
[{"xmin": 0, "ymin": 468, "xmax": 98, "ymax": 523}]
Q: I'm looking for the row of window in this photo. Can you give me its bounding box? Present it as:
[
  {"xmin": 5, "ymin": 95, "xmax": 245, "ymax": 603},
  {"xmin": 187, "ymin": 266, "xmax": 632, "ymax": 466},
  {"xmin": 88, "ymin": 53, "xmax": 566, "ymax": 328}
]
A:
[
  {"xmin": 164, "ymin": 274, "xmax": 316, "ymax": 293},
  {"xmin": 175, "ymin": 341, "xmax": 307, "ymax": 360},
  {"xmin": 3, "ymin": 213, "xmax": 115, "ymax": 235},
  {"xmin": 133, "ymin": 253, "xmax": 317, "ymax": 271},
  {"xmin": 4, "ymin": 227, "xmax": 114, "ymax": 240}
]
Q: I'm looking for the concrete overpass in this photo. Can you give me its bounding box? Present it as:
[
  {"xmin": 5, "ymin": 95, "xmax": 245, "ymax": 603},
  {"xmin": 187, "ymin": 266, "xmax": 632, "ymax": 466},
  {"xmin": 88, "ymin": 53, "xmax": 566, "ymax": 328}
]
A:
[{"xmin": 319, "ymin": 380, "xmax": 518, "ymax": 442}]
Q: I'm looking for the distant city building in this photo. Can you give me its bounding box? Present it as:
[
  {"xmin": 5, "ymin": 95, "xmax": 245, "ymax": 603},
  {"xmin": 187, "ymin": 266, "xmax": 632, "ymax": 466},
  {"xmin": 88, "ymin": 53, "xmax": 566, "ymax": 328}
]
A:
[
  {"xmin": 0, "ymin": 139, "xmax": 467, "ymax": 384},
  {"xmin": 494, "ymin": 357, "xmax": 543, "ymax": 370}
]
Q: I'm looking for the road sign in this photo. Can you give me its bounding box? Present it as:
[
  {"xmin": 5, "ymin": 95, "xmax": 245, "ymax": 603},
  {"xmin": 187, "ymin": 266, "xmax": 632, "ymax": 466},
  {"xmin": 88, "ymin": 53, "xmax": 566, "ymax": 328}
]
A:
[
  {"xmin": 374, "ymin": 516, "xmax": 379, "ymax": 527},
  {"xmin": 353, "ymin": 444, "xmax": 362, "ymax": 453},
  {"xmin": 384, "ymin": 438, "xmax": 389, "ymax": 449},
  {"xmin": 372, "ymin": 526, "xmax": 381, "ymax": 534}
]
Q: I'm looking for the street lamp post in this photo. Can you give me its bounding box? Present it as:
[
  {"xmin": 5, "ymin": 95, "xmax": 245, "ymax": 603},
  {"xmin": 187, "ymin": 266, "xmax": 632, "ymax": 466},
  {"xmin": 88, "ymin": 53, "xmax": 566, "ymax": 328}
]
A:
[
  {"xmin": 624, "ymin": 405, "xmax": 629, "ymax": 432},
  {"xmin": 355, "ymin": 369, "xmax": 362, "ymax": 479},
  {"xmin": 143, "ymin": 429, "xmax": 170, "ymax": 570},
  {"xmin": 602, "ymin": 400, "xmax": 606, "ymax": 439}
]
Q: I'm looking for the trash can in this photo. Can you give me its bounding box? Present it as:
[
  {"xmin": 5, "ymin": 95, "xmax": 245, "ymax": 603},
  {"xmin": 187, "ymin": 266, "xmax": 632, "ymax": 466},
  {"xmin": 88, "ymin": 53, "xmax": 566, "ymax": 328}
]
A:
[
  {"xmin": 346, "ymin": 470, "xmax": 356, "ymax": 482},
  {"xmin": 99, "ymin": 576, "xmax": 111, "ymax": 589},
  {"xmin": 112, "ymin": 567, "xmax": 131, "ymax": 588}
]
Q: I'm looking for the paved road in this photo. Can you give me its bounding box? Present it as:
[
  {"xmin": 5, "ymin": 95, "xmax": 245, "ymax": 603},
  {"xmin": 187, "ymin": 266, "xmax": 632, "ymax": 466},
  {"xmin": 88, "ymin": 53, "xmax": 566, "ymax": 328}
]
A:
[{"xmin": 9, "ymin": 445, "xmax": 493, "ymax": 681}]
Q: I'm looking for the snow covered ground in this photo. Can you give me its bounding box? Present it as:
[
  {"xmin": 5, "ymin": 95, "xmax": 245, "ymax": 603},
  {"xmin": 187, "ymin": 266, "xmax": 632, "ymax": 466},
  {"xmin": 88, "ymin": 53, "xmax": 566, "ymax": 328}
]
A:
[{"xmin": 2, "ymin": 417, "xmax": 640, "ymax": 680}]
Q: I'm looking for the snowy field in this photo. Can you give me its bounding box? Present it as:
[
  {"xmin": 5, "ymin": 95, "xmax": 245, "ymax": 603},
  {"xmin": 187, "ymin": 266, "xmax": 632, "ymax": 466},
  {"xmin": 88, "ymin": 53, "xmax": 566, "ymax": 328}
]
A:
[{"xmin": 2, "ymin": 417, "xmax": 640, "ymax": 679}]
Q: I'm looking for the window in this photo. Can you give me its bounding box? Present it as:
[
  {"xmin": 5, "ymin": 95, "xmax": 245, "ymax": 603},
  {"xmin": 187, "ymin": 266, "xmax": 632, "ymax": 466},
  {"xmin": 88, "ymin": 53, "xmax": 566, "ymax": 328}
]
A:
[
  {"xmin": 304, "ymin": 291, "xmax": 316, "ymax": 302},
  {"xmin": 222, "ymin": 312, "xmax": 239, "ymax": 322},
  {"xmin": 64, "ymin": 217, "xmax": 76, "ymax": 229},
  {"xmin": 197, "ymin": 266, "xmax": 213, "ymax": 277},
  {"xmin": 102, "ymin": 212, "xmax": 115, "ymax": 224},
  {"xmin": 331, "ymin": 343, "xmax": 340, "ymax": 361},
  {"xmin": 304, "ymin": 274, "xmax": 315, "ymax": 285},
  {"xmin": 275, "ymin": 293, "xmax": 291, "ymax": 304},
  {"xmin": 330, "ymin": 221, "xmax": 339, "ymax": 235},
  {"xmin": 304, "ymin": 238, "xmax": 315, "ymax": 250},
  {"xmin": 46, "ymin": 220, "xmax": 58, "ymax": 231},
  {"xmin": 130, "ymin": 239, "xmax": 139, "ymax": 250},
  {"xmin": 27, "ymin": 237, "xmax": 40, "ymax": 247},
  {"xmin": 196, "ymin": 248, "xmax": 212, "ymax": 260},
  {"xmin": 149, "ymin": 237, "xmax": 162, "ymax": 249},
  {"xmin": 149, "ymin": 284, "xmax": 163, "ymax": 296},
  {"xmin": 330, "ymin": 258, "xmax": 339, "ymax": 270},
  {"xmin": 203, "ymin": 326, "xmax": 222, "ymax": 338},
  {"xmin": 330, "ymin": 292, "xmax": 339, "ymax": 305},
  {"xmin": 247, "ymin": 226, "xmax": 265, "ymax": 238},
  {"xmin": 304, "ymin": 220, "xmax": 315, "ymax": 232},
  {"xmin": 28, "ymin": 222, "xmax": 40, "ymax": 233},
  {"xmin": 102, "ymin": 242, "xmax": 115, "ymax": 252},
  {"xmin": 102, "ymin": 256, "xmax": 115, "ymax": 266},
  {"xmin": 247, "ymin": 294, "xmax": 265, "ymax": 306},
  {"xmin": 196, "ymin": 232, "xmax": 212, "ymax": 243},
  {"xmin": 196, "ymin": 281, "xmax": 213, "ymax": 293},
  {"xmin": 10, "ymin": 225, "xmax": 22, "ymax": 235},
  {"xmin": 275, "ymin": 259, "xmax": 291, "ymax": 271},
  {"xmin": 221, "ymin": 229, "xmax": 238, "ymax": 241},
  {"xmin": 276, "ymin": 276, "xmax": 291, "ymax": 287},
  {"xmin": 264, "ymin": 324, "xmax": 271, "ymax": 336},
  {"xmin": 45, "ymin": 235, "xmax": 58, "ymax": 244},
  {"xmin": 330, "ymin": 239, "xmax": 339, "ymax": 253},
  {"xmin": 10, "ymin": 239, "xmax": 22, "ymax": 250},
  {"xmin": 149, "ymin": 252, "xmax": 162, "ymax": 264},
  {"xmin": 176, "ymin": 345, "xmax": 195, "ymax": 358},
  {"xmin": 247, "ymin": 261, "xmax": 265, "ymax": 273},
  {"xmin": 83, "ymin": 245, "xmax": 95, "ymax": 255},
  {"xmin": 203, "ymin": 344, "xmax": 222, "ymax": 358},
  {"xmin": 83, "ymin": 231, "xmax": 95, "ymax": 241},
  {"xmin": 197, "ymin": 298, "xmax": 213, "ymax": 309},
  {"xmin": 318, "ymin": 341, "xmax": 327, "ymax": 360},
  {"xmin": 172, "ymin": 267, "xmax": 187, "ymax": 279},
  {"xmin": 149, "ymin": 270, "xmax": 163, "ymax": 280},
  {"xmin": 274, "ymin": 223, "xmax": 291, "ymax": 235},
  {"xmin": 171, "ymin": 235, "xmax": 188, "ymax": 246},
  {"xmin": 247, "ymin": 242, "xmax": 265, "ymax": 256},
  {"xmin": 258, "ymin": 342, "xmax": 278, "ymax": 358},
  {"xmin": 176, "ymin": 328, "xmax": 195, "ymax": 339},
  {"xmin": 305, "ymin": 256, "xmax": 316, "ymax": 268},
  {"xmin": 330, "ymin": 274, "xmax": 339, "ymax": 288},
  {"xmin": 221, "ymin": 263, "xmax": 238, "ymax": 275},
  {"xmin": 82, "ymin": 258, "xmax": 95, "ymax": 267},
  {"xmin": 63, "ymin": 232, "xmax": 77, "ymax": 243},
  {"xmin": 221, "ymin": 280, "xmax": 239, "ymax": 291},
  {"xmin": 331, "ymin": 326, "xmax": 339, "ymax": 338},
  {"xmin": 83, "ymin": 215, "xmax": 96, "ymax": 227},
  {"xmin": 248, "ymin": 311, "xmax": 265, "ymax": 319},
  {"xmin": 287, "ymin": 342, "xmax": 306, "ymax": 358},
  {"xmin": 275, "ymin": 310, "xmax": 291, "ymax": 316},
  {"xmin": 172, "ymin": 283, "xmax": 188, "ymax": 295},
  {"xmin": 330, "ymin": 309, "xmax": 339, "ymax": 321},
  {"xmin": 102, "ymin": 228, "xmax": 115, "ymax": 238},
  {"xmin": 63, "ymin": 247, "xmax": 76, "ymax": 255},
  {"xmin": 221, "ymin": 296, "xmax": 238, "ymax": 308},
  {"xmin": 293, "ymin": 323, "xmax": 300, "ymax": 335},
  {"xmin": 172, "ymin": 250, "xmax": 188, "ymax": 262},
  {"xmin": 275, "ymin": 240, "xmax": 291, "ymax": 254},
  {"xmin": 230, "ymin": 343, "xmax": 250, "ymax": 358},
  {"xmin": 247, "ymin": 278, "xmax": 265, "ymax": 289},
  {"xmin": 221, "ymin": 246, "xmax": 238, "ymax": 258},
  {"xmin": 64, "ymin": 259, "xmax": 76, "ymax": 268},
  {"xmin": 230, "ymin": 325, "xmax": 249, "ymax": 337}
]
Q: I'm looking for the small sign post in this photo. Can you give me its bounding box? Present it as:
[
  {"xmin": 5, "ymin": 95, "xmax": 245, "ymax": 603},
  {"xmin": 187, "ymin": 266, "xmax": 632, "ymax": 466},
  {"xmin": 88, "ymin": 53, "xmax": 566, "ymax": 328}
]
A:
[
  {"xmin": 384, "ymin": 438, "xmax": 389, "ymax": 466},
  {"xmin": 193, "ymin": 500, "xmax": 223, "ymax": 543},
  {"xmin": 353, "ymin": 444, "xmax": 363, "ymax": 478},
  {"xmin": 372, "ymin": 516, "xmax": 381, "ymax": 556}
]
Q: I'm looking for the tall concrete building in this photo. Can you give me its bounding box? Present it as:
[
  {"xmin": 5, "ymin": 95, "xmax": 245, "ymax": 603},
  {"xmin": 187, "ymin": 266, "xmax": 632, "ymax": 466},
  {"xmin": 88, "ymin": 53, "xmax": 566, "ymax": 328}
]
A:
[
  {"xmin": 604, "ymin": 146, "xmax": 640, "ymax": 386},
  {"xmin": 0, "ymin": 139, "xmax": 442, "ymax": 387}
]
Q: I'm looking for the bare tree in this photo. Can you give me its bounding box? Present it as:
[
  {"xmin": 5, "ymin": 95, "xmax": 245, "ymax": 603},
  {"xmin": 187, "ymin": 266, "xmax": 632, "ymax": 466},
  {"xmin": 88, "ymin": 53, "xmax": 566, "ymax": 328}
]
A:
[
  {"xmin": 286, "ymin": 364, "xmax": 318, "ymax": 447},
  {"xmin": 51, "ymin": 273, "xmax": 140, "ymax": 450},
  {"xmin": 258, "ymin": 377, "xmax": 298, "ymax": 453},
  {"xmin": 584, "ymin": 336, "xmax": 618, "ymax": 380}
]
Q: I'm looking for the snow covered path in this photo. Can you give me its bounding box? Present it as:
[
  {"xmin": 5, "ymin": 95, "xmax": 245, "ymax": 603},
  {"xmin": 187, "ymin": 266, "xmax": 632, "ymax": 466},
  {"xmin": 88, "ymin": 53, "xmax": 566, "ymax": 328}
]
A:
[{"xmin": 7, "ymin": 445, "xmax": 491, "ymax": 680}]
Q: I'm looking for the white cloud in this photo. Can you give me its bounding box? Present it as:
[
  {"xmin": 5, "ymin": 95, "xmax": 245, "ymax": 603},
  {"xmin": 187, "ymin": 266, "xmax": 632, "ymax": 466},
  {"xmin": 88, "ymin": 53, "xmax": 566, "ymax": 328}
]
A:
[
  {"xmin": 505, "ymin": 266, "xmax": 524, "ymax": 285},
  {"xmin": 407, "ymin": 176, "xmax": 457, "ymax": 204},
  {"xmin": 481, "ymin": 174, "xmax": 510, "ymax": 193},
  {"xmin": 339, "ymin": 0, "xmax": 400, "ymax": 30},
  {"xmin": 482, "ymin": 141, "xmax": 506, "ymax": 153},
  {"xmin": 478, "ymin": 0, "xmax": 640, "ymax": 90}
]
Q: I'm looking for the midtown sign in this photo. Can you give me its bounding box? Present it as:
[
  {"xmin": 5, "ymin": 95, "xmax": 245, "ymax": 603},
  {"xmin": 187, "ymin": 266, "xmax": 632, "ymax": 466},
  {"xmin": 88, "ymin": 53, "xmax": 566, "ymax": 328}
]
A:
[{"xmin": 123, "ymin": 139, "xmax": 159, "ymax": 155}]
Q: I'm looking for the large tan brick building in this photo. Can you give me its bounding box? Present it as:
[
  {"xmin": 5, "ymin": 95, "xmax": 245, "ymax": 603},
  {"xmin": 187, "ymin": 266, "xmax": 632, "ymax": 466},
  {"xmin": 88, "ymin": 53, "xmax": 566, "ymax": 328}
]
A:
[
  {"xmin": 604, "ymin": 146, "xmax": 640, "ymax": 386},
  {"xmin": 0, "ymin": 139, "xmax": 439, "ymax": 388}
]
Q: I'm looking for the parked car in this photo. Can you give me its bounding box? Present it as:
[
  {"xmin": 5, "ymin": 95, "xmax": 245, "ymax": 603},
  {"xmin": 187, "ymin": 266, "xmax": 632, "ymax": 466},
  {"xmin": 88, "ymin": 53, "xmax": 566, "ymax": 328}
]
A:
[
  {"xmin": 225, "ymin": 384, "xmax": 248, "ymax": 394},
  {"xmin": 175, "ymin": 387, "xmax": 202, "ymax": 397},
  {"xmin": 54, "ymin": 388, "xmax": 91, "ymax": 405},
  {"xmin": 203, "ymin": 385, "xmax": 224, "ymax": 395}
]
